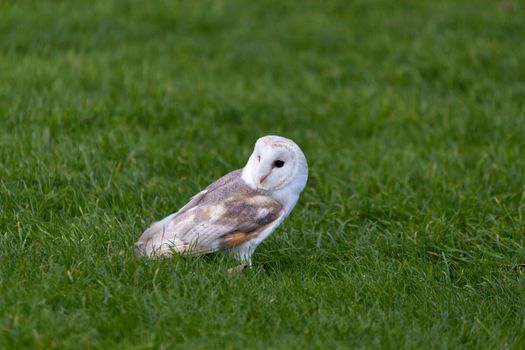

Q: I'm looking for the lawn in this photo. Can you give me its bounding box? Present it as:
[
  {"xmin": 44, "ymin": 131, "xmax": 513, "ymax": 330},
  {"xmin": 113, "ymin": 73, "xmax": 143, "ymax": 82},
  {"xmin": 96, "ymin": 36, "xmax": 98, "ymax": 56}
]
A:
[{"xmin": 1, "ymin": 0, "xmax": 525, "ymax": 348}]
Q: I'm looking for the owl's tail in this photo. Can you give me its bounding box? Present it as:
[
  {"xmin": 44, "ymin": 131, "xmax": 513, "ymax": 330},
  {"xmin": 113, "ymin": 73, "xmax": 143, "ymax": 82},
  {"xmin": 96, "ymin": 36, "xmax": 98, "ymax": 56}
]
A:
[{"xmin": 135, "ymin": 213, "xmax": 180, "ymax": 257}]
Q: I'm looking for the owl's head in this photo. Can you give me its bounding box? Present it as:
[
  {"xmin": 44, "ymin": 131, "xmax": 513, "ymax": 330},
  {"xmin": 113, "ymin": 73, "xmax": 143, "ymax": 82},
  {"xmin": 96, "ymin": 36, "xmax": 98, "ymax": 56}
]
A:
[{"xmin": 242, "ymin": 135, "xmax": 308, "ymax": 195}]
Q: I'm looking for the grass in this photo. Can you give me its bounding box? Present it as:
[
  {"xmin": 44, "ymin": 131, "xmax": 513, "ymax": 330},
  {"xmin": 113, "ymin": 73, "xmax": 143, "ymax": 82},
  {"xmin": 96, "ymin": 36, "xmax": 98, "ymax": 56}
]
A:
[{"xmin": 1, "ymin": 0, "xmax": 525, "ymax": 348}]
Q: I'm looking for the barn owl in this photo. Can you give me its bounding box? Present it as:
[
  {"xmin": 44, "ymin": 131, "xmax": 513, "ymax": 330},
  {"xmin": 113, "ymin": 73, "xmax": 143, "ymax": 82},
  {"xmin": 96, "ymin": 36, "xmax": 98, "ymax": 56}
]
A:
[{"xmin": 135, "ymin": 135, "xmax": 308, "ymax": 269}]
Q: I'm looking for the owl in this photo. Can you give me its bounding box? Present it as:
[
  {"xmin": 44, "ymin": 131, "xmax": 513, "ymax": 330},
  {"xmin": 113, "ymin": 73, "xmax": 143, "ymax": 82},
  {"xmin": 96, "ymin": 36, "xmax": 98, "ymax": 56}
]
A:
[{"xmin": 136, "ymin": 135, "xmax": 308, "ymax": 270}]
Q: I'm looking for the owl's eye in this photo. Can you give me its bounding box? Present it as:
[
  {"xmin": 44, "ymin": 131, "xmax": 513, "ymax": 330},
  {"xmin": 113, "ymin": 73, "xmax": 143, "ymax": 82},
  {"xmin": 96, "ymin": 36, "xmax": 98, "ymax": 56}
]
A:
[
  {"xmin": 257, "ymin": 155, "xmax": 261, "ymax": 162},
  {"xmin": 274, "ymin": 160, "xmax": 285, "ymax": 168}
]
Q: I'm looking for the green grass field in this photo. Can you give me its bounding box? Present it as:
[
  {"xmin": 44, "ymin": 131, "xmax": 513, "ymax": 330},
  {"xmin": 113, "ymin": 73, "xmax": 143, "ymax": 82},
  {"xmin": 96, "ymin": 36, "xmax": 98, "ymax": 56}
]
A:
[{"xmin": 1, "ymin": 0, "xmax": 525, "ymax": 348}]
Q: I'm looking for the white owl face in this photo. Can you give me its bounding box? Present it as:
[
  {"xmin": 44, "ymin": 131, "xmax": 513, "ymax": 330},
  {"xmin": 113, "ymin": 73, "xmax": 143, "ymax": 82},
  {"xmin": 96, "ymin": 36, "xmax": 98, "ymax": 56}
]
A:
[{"xmin": 242, "ymin": 135, "xmax": 308, "ymax": 194}]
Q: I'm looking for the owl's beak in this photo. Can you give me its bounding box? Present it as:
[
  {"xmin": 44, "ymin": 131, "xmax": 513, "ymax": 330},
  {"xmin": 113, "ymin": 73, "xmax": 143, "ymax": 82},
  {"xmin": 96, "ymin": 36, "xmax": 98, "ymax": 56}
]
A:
[
  {"xmin": 259, "ymin": 172, "xmax": 271, "ymax": 185},
  {"xmin": 254, "ymin": 159, "xmax": 273, "ymax": 187}
]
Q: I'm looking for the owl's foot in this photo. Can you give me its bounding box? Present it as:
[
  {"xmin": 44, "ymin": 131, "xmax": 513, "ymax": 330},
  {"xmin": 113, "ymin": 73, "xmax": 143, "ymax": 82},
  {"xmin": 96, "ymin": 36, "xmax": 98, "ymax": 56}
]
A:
[{"xmin": 227, "ymin": 264, "xmax": 249, "ymax": 276}]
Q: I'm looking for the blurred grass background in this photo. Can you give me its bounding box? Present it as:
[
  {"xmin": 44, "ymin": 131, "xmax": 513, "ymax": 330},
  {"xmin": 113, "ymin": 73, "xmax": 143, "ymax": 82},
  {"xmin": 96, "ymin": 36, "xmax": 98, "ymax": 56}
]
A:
[{"xmin": 1, "ymin": 0, "xmax": 525, "ymax": 348}]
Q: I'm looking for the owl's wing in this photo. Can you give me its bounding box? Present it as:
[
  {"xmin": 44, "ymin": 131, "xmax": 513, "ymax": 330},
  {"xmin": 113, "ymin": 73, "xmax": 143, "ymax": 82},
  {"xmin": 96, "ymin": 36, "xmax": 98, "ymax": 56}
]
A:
[
  {"xmin": 135, "ymin": 188, "xmax": 208, "ymax": 250},
  {"xmin": 136, "ymin": 170, "xmax": 243, "ymax": 254},
  {"xmin": 136, "ymin": 194, "xmax": 283, "ymax": 257}
]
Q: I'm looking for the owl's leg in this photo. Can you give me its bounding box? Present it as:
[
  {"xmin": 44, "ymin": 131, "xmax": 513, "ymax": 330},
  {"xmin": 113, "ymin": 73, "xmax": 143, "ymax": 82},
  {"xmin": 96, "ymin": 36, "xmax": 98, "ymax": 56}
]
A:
[
  {"xmin": 237, "ymin": 254, "xmax": 252, "ymax": 268},
  {"xmin": 227, "ymin": 245, "xmax": 253, "ymax": 275}
]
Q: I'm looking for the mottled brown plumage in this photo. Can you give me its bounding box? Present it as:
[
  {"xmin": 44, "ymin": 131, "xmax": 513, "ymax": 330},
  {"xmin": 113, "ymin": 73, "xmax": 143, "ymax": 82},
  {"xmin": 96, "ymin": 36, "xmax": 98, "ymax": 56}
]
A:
[{"xmin": 136, "ymin": 170, "xmax": 283, "ymax": 257}]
